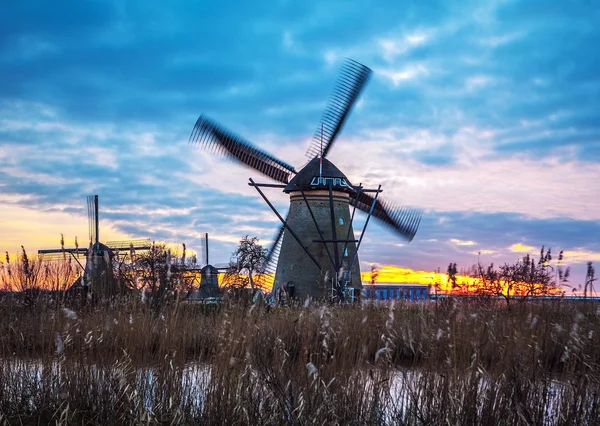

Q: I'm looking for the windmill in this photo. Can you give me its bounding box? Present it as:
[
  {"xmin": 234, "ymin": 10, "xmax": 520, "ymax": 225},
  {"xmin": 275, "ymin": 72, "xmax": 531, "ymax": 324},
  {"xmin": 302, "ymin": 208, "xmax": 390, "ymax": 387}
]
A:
[
  {"xmin": 184, "ymin": 232, "xmax": 228, "ymax": 302},
  {"xmin": 189, "ymin": 59, "xmax": 421, "ymax": 302},
  {"xmin": 198, "ymin": 232, "xmax": 227, "ymax": 296},
  {"xmin": 38, "ymin": 195, "xmax": 151, "ymax": 298}
]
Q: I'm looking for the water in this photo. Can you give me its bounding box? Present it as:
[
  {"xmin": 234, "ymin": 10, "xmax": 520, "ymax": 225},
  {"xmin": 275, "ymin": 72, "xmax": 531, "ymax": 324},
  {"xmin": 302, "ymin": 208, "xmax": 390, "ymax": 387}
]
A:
[{"xmin": 0, "ymin": 358, "xmax": 592, "ymax": 424}]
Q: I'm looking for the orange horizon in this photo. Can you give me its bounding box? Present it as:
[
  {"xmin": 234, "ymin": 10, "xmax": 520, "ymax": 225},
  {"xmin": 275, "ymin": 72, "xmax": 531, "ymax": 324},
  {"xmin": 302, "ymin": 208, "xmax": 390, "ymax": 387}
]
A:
[{"xmin": 1, "ymin": 253, "xmax": 566, "ymax": 297}]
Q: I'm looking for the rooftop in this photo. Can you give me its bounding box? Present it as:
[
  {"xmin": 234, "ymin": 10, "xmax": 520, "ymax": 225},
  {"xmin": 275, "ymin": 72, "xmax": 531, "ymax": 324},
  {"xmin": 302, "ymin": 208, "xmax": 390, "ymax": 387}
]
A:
[{"xmin": 284, "ymin": 157, "xmax": 355, "ymax": 194}]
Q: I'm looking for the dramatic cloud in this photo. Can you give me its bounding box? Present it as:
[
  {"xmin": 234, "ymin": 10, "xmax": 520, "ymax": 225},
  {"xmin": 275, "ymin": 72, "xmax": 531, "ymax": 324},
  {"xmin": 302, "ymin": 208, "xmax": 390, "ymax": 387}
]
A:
[{"xmin": 1, "ymin": 0, "xmax": 599, "ymax": 286}]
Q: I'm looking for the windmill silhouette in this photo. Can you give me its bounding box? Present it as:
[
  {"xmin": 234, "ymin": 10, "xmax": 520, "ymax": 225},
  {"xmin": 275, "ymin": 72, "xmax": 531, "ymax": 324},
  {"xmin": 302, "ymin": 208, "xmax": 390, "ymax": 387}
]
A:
[
  {"xmin": 38, "ymin": 195, "xmax": 151, "ymax": 298},
  {"xmin": 189, "ymin": 59, "xmax": 421, "ymax": 302}
]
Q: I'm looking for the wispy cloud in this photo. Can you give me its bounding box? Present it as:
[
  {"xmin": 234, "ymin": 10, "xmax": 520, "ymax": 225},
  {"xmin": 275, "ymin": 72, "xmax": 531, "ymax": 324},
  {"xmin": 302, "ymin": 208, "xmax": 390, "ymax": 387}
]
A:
[
  {"xmin": 376, "ymin": 63, "xmax": 430, "ymax": 86},
  {"xmin": 0, "ymin": 0, "xmax": 599, "ymax": 286},
  {"xmin": 562, "ymin": 250, "xmax": 600, "ymax": 263},
  {"xmin": 377, "ymin": 30, "xmax": 433, "ymax": 61},
  {"xmin": 450, "ymin": 239, "xmax": 477, "ymax": 246}
]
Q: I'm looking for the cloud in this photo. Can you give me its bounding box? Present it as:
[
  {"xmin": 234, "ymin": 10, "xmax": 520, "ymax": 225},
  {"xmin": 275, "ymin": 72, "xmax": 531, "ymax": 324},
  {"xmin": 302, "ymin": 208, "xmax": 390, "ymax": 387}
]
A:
[
  {"xmin": 510, "ymin": 243, "xmax": 535, "ymax": 253},
  {"xmin": 450, "ymin": 239, "xmax": 476, "ymax": 246},
  {"xmin": 376, "ymin": 64, "xmax": 430, "ymax": 86},
  {"xmin": 471, "ymin": 249, "xmax": 496, "ymax": 255},
  {"xmin": 562, "ymin": 250, "xmax": 600, "ymax": 263},
  {"xmin": 377, "ymin": 30, "xmax": 433, "ymax": 61},
  {"xmin": 0, "ymin": 0, "xmax": 599, "ymax": 289}
]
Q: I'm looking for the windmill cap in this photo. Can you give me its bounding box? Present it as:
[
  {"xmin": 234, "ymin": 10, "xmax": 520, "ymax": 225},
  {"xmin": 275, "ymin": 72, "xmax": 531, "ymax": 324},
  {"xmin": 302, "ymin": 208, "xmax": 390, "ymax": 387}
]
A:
[
  {"xmin": 92, "ymin": 241, "xmax": 111, "ymax": 252},
  {"xmin": 201, "ymin": 264, "xmax": 219, "ymax": 274},
  {"xmin": 284, "ymin": 157, "xmax": 355, "ymax": 194}
]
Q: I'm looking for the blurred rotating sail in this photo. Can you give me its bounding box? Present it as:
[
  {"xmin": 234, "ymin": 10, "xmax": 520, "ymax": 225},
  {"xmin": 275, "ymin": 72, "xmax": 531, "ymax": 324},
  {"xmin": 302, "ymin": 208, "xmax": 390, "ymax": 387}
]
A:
[
  {"xmin": 305, "ymin": 59, "xmax": 372, "ymax": 160},
  {"xmin": 255, "ymin": 218, "xmax": 287, "ymax": 288},
  {"xmin": 189, "ymin": 116, "xmax": 296, "ymax": 184},
  {"xmin": 351, "ymin": 192, "xmax": 421, "ymax": 241},
  {"xmin": 264, "ymin": 220, "xmax": 286, "ymax": 273}
]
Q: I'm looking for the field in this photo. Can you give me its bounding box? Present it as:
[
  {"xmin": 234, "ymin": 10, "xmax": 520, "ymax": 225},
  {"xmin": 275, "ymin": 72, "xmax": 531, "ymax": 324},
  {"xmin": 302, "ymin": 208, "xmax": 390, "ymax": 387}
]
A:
[{"xmin": 1, "ymin": 297, "xmax": 599, "ymax": 425}]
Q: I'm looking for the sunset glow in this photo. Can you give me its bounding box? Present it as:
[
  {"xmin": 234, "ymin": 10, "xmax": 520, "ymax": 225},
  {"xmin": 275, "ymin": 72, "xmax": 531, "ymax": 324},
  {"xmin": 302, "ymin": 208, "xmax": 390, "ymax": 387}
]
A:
[
  {"xmin": 360, "ymin": 265, "xmax": 564, "ymax": 297},
  {"xmin": 360, "ymin": 265, "xmax": 472, "ymax": 293}
]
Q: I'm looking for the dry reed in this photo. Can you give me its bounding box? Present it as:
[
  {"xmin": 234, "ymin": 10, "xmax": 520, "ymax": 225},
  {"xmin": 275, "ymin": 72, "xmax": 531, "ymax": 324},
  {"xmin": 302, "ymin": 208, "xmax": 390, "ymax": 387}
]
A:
[{"xmin": 0, "ymin": 297, "xmax": 599, "ymax": 425}]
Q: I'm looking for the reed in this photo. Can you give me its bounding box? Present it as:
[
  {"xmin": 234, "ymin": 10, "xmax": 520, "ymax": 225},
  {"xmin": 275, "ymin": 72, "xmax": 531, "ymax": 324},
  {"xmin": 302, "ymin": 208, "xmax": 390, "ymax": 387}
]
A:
[{"xmin": 0, "ymin": 298, "xmax": 599, "ymax": 425}]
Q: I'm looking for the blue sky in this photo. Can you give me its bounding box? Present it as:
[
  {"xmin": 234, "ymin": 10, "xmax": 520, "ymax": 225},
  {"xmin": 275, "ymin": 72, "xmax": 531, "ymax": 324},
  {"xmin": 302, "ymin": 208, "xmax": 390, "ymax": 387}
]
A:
[{"xmin": 1, "ymin": 0, "xmax": 599, "ymax": 287}]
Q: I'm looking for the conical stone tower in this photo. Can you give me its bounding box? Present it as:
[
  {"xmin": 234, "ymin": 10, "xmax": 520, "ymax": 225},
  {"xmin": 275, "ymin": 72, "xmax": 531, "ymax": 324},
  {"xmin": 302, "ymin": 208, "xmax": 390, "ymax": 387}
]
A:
[{"xmin": 273, "ymin": 157, "xmax": 362, "ymax": 300}]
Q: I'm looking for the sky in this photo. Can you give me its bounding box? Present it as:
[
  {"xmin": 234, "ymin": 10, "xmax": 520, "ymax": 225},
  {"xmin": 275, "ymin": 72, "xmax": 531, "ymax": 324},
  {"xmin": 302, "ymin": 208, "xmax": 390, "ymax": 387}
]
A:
[{"xmin": 1, "ymin": 0, "xmax": 599, "ymax": 289}]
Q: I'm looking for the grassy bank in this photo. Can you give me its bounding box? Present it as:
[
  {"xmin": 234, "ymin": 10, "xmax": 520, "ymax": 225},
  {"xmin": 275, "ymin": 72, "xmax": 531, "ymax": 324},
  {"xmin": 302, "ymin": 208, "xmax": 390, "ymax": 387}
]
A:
[{"xmin": 1, "ymin": 298, "xmax": 599, "ymax": 425}]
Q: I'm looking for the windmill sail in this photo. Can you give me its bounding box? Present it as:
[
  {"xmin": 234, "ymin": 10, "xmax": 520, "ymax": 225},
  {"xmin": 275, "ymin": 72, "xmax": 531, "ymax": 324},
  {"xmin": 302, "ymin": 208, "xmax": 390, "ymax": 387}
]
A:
[
  {"xmin": 39, "ymin": 196, "xmax": 152, "ymax": 261},
  {"xmin": 199, "ymin": 232, "xmax": 209, "ymax": 267},
  {"xmin": 189, "ymin": 116, "xmax": 296, "ymax": 183},
  {"xmin": 350, "ymin": 192, "xmax": 421, "ymax": 241},
  {"xmin": 305, "ymin": 59, "xmax": 372, "ymax": 160},
  {"xmin": 264, "ymin": 221, "xmax": 286, "ymax": 272},
  {"xmin": 256, "ymin": 219, "xmax": 286, "ymax": 289},
  {"xmin": 87, "ymin": 195, "xmax": 98, "ymax": 244}
]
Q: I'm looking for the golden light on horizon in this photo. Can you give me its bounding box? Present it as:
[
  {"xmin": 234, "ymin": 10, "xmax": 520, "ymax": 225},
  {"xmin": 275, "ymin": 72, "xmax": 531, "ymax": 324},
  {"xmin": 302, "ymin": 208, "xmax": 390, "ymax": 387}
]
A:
[
  {"xmin": 360, "ymin": 265, "xmax": 473, "ymax": 293},
  {"xmin": 360, "ymin": 265, "xmax": 564, "ymax": 297},
  {"xmin": 0, "ymin": 202, "xmax": 133, "ymax": 255},
  {"xmin": 227, "ymin": 264, "xmax": 564, "ymax": 297}
]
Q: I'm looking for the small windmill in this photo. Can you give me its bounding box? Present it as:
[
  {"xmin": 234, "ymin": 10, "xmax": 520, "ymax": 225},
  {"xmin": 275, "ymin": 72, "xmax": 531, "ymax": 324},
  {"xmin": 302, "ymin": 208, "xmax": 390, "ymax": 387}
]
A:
[
  {"xmin": 38, "ymin": 195, "xmax": 151, "ymax": 297},
  {"xmin": 183, "ymin": 233, "xmax": 229, "ymax": 302},
  {"xmin": 198, "ymin": 232, "xmax": 224, "ymax": 294},
  {"xmin": 189, "ymin": 59, "xmax": 421, "ymax": 301}
]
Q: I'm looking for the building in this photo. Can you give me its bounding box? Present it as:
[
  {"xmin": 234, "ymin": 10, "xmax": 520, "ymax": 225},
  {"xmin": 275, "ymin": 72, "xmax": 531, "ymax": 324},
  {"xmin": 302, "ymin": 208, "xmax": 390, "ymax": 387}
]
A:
[{"xmin": 362, "ymin": 283, "xmax": 430, "ymax": 301}]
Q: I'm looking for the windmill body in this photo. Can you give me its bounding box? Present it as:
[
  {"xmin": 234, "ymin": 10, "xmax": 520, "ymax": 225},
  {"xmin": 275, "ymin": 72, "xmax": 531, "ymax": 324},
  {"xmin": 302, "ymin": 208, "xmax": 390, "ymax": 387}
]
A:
[
  {"xmin": 196, "ymin": 233, "xmax": 224, "ymax": 300},
  {"xmin": 274, "ymin": 157, "xmax": 361, "ymax": 299},
  {"xmin": 190, "ymin": 59, "xmax": 422, "ymax": 302},
  {"xmin": 83, "ymin": 241, "xmax": 117, "ymax": 297}
]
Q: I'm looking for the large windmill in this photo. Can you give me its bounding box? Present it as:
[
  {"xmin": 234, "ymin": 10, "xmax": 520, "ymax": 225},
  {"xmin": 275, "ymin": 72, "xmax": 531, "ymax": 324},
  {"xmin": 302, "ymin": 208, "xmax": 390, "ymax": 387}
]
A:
[
  {"xmin": 189, "ymin": 59, "xmax": 421, "ymax": 301},
  {"xmin": 38, "ymin": 195, "xmax": 151, "ymax": 298}
]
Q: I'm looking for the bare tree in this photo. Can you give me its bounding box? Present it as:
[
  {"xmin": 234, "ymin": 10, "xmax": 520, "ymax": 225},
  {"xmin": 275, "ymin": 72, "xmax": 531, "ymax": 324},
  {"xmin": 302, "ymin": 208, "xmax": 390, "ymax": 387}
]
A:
[
  {"xmin": 134, "ymin": 242, "xmax": 173, "ymax": 309},
  {"xmin": 44, "ymin": 236, "xmax": 80, "ymax": 293},
  {"xmin": 471, "ymin": 246, "xmax": 565, "ymax": 306},
  {"xmin": 44, "ymin": 258, "xmax": 79, "ymax": 292},
  {"xmin": 0, "ymin": 247, "xmax": 45, "ymax": 305},
  {"xmin": 224, "ymin": 236, "xmax": 267, "ymax": 293},
  {"xmin": 131, "ymin": 242, "xmax": 197, "ymax": 309}
]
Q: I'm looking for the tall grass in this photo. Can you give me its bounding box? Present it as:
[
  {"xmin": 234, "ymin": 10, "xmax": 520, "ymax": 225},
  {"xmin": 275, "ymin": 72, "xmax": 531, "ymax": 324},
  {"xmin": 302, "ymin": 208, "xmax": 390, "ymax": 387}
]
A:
[{"xmin": 1, "ymin": 298, "xmax": 599, "ymax": 425}]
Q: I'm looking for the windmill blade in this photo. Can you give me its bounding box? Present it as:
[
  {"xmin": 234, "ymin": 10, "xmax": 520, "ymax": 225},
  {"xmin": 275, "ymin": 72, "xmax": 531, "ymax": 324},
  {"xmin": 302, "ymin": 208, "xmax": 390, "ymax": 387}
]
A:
[
  {"xmin": 255, "ymin": 219, "xmax": 286, "ymax": 289},
  {"xmin": 190, "ymin": 116, "xmax": 296, "ymax": 184},
  {"xmin": 38, "ymin": 248, "xmax": 88, "ymax": 261},
  {"xmin": 87, "ymin": 195, "xmax": 97, "ymax": 244},
  {"xmin": 264, "ymin": 222, "xmax": 285, "ymax": 273},
  {"xmin": 351, "ymin": 192, "xmax": 421, "ymax": 241},
  {"xmin": 106, "ymin": 240, "xmax": 152, "ymax": 251},
  {"xmin": 305, "ymin": 59, "xmax": 372, "ymax": 160},
  {"xmin": 199, "ymin": 233, "xmax": 208, "ymax": 267}
]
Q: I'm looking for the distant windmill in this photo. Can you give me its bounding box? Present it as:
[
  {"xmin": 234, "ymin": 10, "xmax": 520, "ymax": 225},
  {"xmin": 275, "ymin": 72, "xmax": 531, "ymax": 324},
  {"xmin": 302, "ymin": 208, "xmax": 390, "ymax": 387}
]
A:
[
  {"xmin": 198, "ymin": 232, "xmax": 223, "ymax": 290},
  {"xmin": 189, "ymin": 59, "xmax": 421, "ymax": 302},
  {"xmin": 38, "ymin": 195, "xmax": 151, "ymax": 297},
  {"xmin": 185, "ymin": 232, "xmax": 227, "ymax": 302}
]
